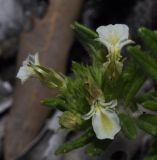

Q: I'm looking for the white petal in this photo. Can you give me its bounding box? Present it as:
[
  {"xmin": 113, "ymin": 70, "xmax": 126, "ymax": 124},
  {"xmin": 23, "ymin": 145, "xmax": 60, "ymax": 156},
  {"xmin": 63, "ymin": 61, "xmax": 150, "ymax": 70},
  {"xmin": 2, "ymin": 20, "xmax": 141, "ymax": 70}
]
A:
[
  {"xmin": 34, "ymin": 52, "xmax": 40, "ymax": 65},
  {"xmin": 17, "ymin": 53, "xmax": 40, "ymax": 83},
  {"xmin": 16, "ymin": 66, "xmax": 33, "ymax": 83},
  {"xmin": 113, "ymin": 24, "xmax": 129, "ymax": 42},
  {"xmin": 97, "ymin": 25, "xmax": 114, "ymax": 51},
  {"xmin": 96, "ymin": 24, "xmax": 131, "ymax": 50},
  {"xmin": 118, "ymin": 39, "xmax": 135, "ymax": 50},
  {"xmin": 98, "ymin": 38, "xmax": 112, "ymax": 52},
  {"xmin": 96, "ymin": 25, "xmax": 114, "ymax": 41},
  {"xmin": 92, "ymin": 108, "xmax": 120, "ymax": 140},
  {"xmin": 23, "ymin": 57, "xmax": 29, "ymax": 66},
  {"xmin": 82, "ymin": 105, "xmax": 95, "ymax": 120},
  {"xmin": 100, "ymin": 99, "xmax": 118, "ymax": 109},
  {"xmin": 24, "ymin": 53, "xmax": 40, "ymax": 66}
]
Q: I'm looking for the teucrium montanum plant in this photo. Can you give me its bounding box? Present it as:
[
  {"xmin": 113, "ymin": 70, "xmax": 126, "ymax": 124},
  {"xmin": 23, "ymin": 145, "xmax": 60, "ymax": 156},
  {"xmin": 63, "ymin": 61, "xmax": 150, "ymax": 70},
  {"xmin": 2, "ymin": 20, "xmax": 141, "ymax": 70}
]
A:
[{"xmin": 17, "ymin": 23, "xmax": 157, "ymax": 158}]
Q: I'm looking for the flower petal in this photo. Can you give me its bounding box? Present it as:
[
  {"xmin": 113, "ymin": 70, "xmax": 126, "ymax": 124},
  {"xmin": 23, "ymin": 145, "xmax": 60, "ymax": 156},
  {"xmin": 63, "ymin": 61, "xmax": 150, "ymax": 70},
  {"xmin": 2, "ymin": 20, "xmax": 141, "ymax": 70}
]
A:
[
  {"xmin": 100, "ymin": 99, "xmax": 118, "ymax": 109},
  {"xmin": 118, "ymin": 39, "xmax": 135, "ymax": 50},
  {"xmin": 82, "ymin": 105, "xmax": 95, "ymax": 120},
  {"xmin": 113, "ymin": 24, "xmax": 129, "ymax": 42},
  {"xmin": 16, "ymin": 66, "xmax": 33, "ymax": 83},
  {"xmin": 96, "ymin": 25, "xmax": 114, "ymax": 51},
  {"xmin": 17, "ymin": 53, "xmax": 40, "ymax": 83},
  {"xmin": 92, "ymin": 108, "xmax": 120, "ymax": 139},
  {"xmin": 96, "ymin": 24, "xmax": 130, "ymax": 51},
  {"xmin": 34, "ymin": 52, "xmax": 40, "ymax": 65},
  {"xmin": 96, "ymin": 25, "xmax": 114, "ymax": 41},
  {"xmin": 24, "ymin": 53, "xmax": 40, "ymax": 66}
]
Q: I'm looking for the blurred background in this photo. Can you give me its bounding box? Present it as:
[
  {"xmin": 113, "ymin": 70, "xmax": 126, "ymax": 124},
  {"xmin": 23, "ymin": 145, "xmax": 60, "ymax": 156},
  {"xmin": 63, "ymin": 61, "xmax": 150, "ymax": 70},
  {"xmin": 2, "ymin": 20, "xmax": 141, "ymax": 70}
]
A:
[{"xmin": 0, "ymin": 0, "xmax": 157, "ymax": 159}]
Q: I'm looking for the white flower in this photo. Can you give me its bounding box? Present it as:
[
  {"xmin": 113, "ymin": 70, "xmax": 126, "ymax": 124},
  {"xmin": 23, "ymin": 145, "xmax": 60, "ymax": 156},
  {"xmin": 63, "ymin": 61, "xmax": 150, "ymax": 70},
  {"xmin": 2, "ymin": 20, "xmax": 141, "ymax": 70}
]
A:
[
  {"xmin": 96, "ymin": 24, "xmax": 134, "ymax": 53},
  {"xmin": 96, "ymin": 24, "xmax": 134, "ymax": 78},
  {"xmin": 83, "ymin": 99, "xmax": 120, "ymax": 140},
  {"xmin": 16, "ymin": 53, "xmax": 40, "ymax": 83}
]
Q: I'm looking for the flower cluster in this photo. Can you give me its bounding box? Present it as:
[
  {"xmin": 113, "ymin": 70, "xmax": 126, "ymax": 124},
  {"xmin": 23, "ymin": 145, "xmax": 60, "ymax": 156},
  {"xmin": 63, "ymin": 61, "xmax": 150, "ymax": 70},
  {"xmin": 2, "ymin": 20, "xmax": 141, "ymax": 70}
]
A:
[
  {"xmin": 17, "ymin": 24, "xmax": 133, "ymax": 140},
  {"xmin": 17, "ymin": 22, "xmax": 157, "ymax": 159}
]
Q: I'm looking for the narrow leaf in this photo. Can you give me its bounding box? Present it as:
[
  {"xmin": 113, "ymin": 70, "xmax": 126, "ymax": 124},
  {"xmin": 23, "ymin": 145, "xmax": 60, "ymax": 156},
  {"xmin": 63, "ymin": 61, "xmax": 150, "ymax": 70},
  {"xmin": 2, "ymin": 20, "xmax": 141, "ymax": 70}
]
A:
[
  {"xmin": 125, "ymin": 71, "xmax": 146, "ymax": 105},
  {"xmin": 86, "ymin": 139, "xmax": 111, "ymax": 156},
  {"xmin": 139, "ymin": 27, "xmax": 157, "ymax": 59},
  {"xmin": 72, "ymin": 22, "xmax": 106, "ymax": 61},
  {"xmin": 127, "ymin": 46, "xmax": 157, "ymax": 81},
  {"xmin": 55, "ymin": 128, "xmax": 94, "ymax": 155},
  {"xmin": 72, "ymin": 22, "xmax": 98, "ymax": 40},
  {"xmin": 136, "ymin": 92, "xmax": 157, "ymax": 103},
  {"xmin": 41, "ymin": 97, "xmax": 66, "ymax": 111},
  {"xmin": 143, "ymin": 100, "xmax": 157, "ymax": 111},
  {"xmin": 119, "ymin": 113, "xmax": 137, "ymax": 139},
  {"xmin": 138, "ymin": 114, "xmax": 157, "ymax": 136}
]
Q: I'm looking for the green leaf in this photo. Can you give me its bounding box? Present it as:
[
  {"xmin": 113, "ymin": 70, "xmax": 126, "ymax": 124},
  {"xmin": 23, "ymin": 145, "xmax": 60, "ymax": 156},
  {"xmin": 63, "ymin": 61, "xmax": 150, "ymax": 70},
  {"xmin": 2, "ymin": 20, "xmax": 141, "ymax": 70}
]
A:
[
  {"xmin": 86, "ymin": 139, "xmax": 111, "ymax": 156},
  {"xmin": 124, "ymin": 70, "xmax": 146, "ymax": 105},
  {"xmin": 127, "ymin": 46, "xmax": 157, "ymax": 81},
  {"xmin": 72, "ymin": 61, "xmax": 89, "ymax": 78},
  {"xmin": 89, "ymin": 65, "xmax": 103, "ymax": 88},
  {"xmin": 55, "ymin": 128, "xmax": 95, "ymax": 155},
  {"xmin": 136, "ymin": 92, "xmax": 157, "ymax": 103},
  {"xmin": 88, "ymin": 44, "xmax": 106, "ymax": 65},
  {"xmin": 41, "ymin": 97, "xmax": 67, "ymax": 111},
  {"xmin": 142, "ymin": 100, "xmax": 157, "ymax": 111},
  {"xmin": 119, "ymin": 113, "xmax": 137, "ymax": 139},
  {"xmin": 64, "ymin": 77, "xmax": 90, "ymax": 114},
  {"xmin": 139, "ymin": 27, "xmax": 157, "ymax": 59},
  {"xmin": 138, "ymin": 114, "xmax": 157, "ymax": 136},
  {"xmin": 72, "ymin": 22, "xmax": 106, "ymax": 64},
  {"xmin": 72, "ymin": 22, "xmax": 99, "ymax": 51},
  {"xmin": 72, "ymin": 22, "xmax": 98, "ymax": 41},
  {"xmin": 117, "ymin": 61, "xmax": 141, "ymax": 99},
  {"xmin": 86, "ymin": 144, "xmax": 104, "ymax": 156},
  {"xmin": 118, "ymin": 60, "xmax": 146, "ymax": 104}
]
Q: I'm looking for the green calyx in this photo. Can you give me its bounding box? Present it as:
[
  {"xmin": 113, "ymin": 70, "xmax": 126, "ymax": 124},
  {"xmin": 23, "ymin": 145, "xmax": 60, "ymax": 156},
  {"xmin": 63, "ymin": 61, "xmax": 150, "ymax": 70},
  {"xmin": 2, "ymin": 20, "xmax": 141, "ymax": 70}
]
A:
[{"xmin": 59, "ymin": 111, "xmax": 83, "ymax": 131}]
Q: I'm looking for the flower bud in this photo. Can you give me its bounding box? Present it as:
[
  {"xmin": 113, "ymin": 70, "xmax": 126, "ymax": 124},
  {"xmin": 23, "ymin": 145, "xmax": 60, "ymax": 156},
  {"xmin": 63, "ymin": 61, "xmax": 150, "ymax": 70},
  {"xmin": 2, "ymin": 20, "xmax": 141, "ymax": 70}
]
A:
[{"xmin": 59, "ymin": 111, "xmax": 82, "ymax": 130}]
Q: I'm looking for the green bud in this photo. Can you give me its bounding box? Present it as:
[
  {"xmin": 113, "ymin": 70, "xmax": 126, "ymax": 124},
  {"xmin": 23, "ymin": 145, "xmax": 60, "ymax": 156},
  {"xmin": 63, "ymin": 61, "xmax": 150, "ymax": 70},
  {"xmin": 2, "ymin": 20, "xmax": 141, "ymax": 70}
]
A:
[{"xmin": 59, "ymin": 111, "xmax": 83, "ymax": 130}]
